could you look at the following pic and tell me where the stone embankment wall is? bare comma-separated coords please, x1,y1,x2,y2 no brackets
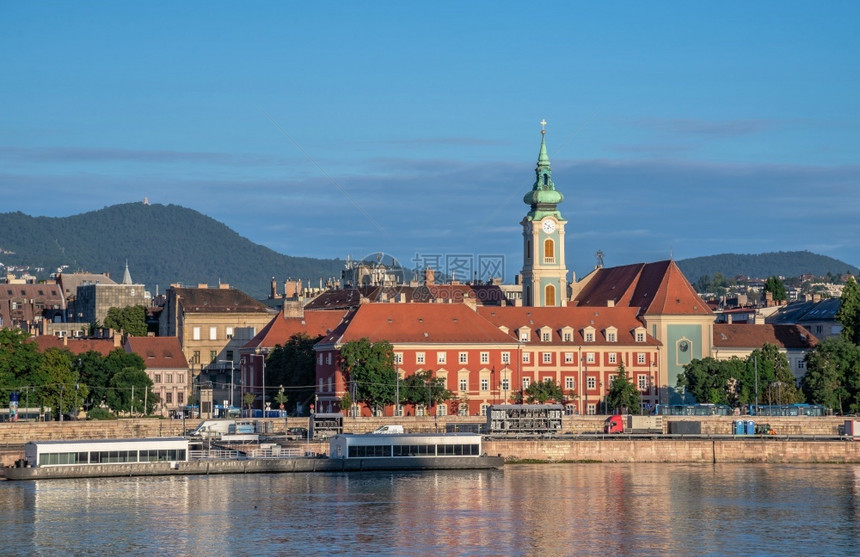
484,438,860,463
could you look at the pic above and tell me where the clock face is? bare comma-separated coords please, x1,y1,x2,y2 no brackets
542,219,556,233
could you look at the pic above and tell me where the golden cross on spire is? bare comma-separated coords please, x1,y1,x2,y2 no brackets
540,119,547,134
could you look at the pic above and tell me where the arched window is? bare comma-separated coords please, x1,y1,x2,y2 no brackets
545,284,556,306
543,238,554,263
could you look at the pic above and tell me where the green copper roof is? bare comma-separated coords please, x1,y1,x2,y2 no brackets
524,127,564,220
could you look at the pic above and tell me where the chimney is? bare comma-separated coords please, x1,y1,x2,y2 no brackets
607,299,615,308
282,299,304,319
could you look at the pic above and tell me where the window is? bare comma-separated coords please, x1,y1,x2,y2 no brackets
564,352,573,363
326,353,332,365
416,352,425,365
587,377,596,390
154,374,162,384
416,405,425,417
177,392,184,404
209,351,217,363
609,353,617,364
638,375,648,390
437,352,446,364
501,352,510,364
166,392,173,404
637,353,646,364
318,354,323,365
520,331,530,342
542,331,551,342
585,332,594,342
166,374,173,384
178,374,184,384
209,327,217,341
563,332,572,342
436,404,447,416
543,238,555,263
542,352,552,363
522,377,531,389
797,360,805,369
586,352,595,364
226,350,234,361
608,374,617,385
192,327,201,341
395,353,403,364
226,327,234,339
327,377,333,392
545,284,556,306
607,332,616,342
480,404,489,416
460,378,468,391
192,351,200,364
501,378,509,391
565,377,575,390
544,376,552,383
636,331,645,342
459,352,468,364
522,352,530,363
481,379,489,391
480,352,489,364
587,404,596,415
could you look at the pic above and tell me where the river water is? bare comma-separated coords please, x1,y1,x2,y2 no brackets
2,463,859,556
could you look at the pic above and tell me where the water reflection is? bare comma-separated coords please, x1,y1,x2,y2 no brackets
2,464,860,555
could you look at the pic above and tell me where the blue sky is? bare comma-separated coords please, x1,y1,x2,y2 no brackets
1,2,858,281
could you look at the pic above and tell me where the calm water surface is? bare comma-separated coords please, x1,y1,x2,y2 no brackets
2,463,859,556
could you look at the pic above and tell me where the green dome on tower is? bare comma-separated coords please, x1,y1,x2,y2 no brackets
523,123,564,220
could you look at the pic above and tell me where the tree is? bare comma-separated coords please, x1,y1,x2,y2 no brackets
75,350,113,410
400,369,452,410
836,277,860,344
340,338,397,413
747,343,802,405
243,392,257,413
0,328,41,396
27,348,89,419
273,385,288,411
802,336,860,413
103,305,148,337
266,333,320,414
763,276,787,303
106,368,156,415
522,379,564,404
677,357,731,405
339,391,353,415
606,363,641,414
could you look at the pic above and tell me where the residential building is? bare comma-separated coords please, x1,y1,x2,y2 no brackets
158,284,277,388
124,336,189,416
314,303,519,417
712,323,818,382
69,263,147,325
478,306,661,415
766,298,842,340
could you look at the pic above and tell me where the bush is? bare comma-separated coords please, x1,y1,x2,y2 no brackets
87,407,116,420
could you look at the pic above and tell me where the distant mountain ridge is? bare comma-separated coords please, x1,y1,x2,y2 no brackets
677,251,858,282
0,203,344,298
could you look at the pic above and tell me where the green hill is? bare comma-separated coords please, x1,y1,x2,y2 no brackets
0,203,344,298
677,251,859,282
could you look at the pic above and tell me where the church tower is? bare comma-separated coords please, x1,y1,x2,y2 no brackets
520,121,568,307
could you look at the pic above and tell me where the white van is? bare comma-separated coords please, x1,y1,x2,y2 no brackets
188,419,235,439
371,425,404,434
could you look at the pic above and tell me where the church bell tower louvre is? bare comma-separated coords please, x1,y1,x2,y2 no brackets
520,120,568,307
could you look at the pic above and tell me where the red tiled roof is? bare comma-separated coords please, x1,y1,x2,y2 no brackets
713,324,818,350
244,310,348,349
319,303,518,346
30,336,119,356
574,260,711,317
477,306,660,346
124,336,188,369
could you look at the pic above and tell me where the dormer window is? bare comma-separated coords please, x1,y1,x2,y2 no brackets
634,327,646,343
518,328,531,342
583,326,596,343
605,327,617,343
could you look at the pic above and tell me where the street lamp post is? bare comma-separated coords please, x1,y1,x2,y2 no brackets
254,354,266,416
217,359,235,413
